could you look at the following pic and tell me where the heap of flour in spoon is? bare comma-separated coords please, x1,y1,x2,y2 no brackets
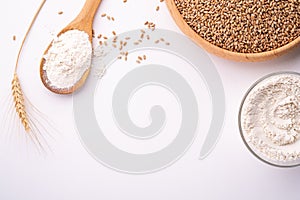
42,30,92,89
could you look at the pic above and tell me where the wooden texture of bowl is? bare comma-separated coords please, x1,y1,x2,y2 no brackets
166,0,300,62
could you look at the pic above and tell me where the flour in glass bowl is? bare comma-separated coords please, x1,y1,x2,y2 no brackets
239,72,300,166
43,30,92,89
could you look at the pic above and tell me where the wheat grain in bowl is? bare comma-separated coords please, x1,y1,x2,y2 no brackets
167,0,300,61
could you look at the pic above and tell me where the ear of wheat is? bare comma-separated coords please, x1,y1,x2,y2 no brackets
4,0,52,153
12,73,30,132
12,0,45,133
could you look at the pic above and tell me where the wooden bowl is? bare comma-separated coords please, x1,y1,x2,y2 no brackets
166,0,300,62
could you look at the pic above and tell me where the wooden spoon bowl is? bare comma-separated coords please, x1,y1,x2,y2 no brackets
166,0,300,62
40,0,102,94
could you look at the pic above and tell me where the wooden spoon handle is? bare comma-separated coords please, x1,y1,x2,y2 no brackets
65,0,102,39
77,0,102,25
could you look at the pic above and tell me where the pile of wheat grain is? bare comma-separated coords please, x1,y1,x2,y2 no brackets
175,0,300,53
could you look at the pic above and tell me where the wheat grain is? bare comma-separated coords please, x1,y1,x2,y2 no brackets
175,0,300,53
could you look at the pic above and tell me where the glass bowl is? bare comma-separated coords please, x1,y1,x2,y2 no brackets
239,71,300,167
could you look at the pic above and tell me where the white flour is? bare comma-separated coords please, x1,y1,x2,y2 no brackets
43,30,92,89
240,73,300,165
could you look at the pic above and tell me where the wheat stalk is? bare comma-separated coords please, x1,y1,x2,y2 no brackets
11,73,30,132
4,0,49,152
12,0,45,133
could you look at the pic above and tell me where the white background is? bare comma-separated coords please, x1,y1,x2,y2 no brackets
1,0,300,199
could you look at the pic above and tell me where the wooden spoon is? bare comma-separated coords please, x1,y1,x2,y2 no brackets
40,0,102,94
166,0,300,62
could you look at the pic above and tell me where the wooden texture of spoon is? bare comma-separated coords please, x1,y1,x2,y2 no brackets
166,0,300,62
40,0,102,94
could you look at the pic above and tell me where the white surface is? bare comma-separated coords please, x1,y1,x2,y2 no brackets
1,0,300,200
